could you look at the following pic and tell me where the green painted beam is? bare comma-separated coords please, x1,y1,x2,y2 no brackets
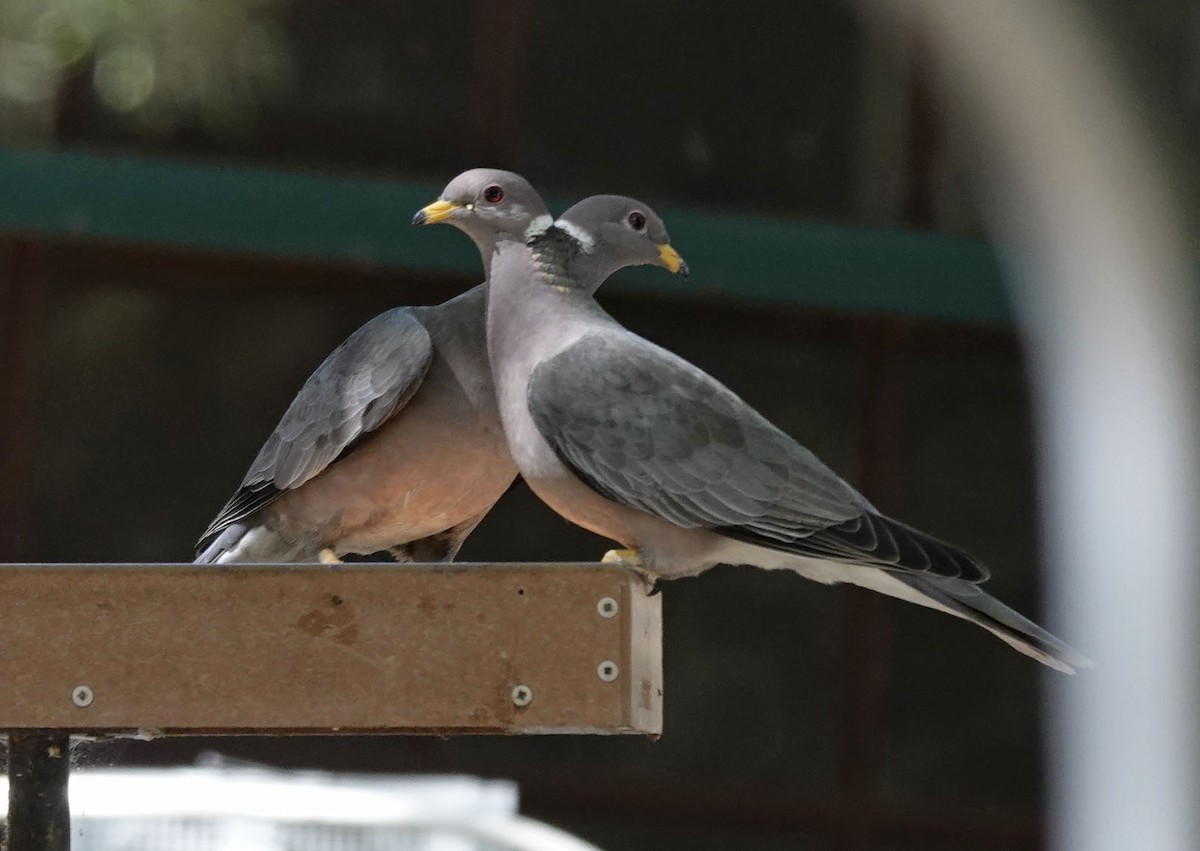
0,145,1012,321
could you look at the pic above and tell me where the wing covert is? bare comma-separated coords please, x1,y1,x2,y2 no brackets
528,333,989,583
197,308,433,549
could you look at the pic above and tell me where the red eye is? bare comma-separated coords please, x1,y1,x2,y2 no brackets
627,211,647,231
483,184,504,204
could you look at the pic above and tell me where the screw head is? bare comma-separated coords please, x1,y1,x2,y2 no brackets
597,661,620,682
511,684,533,707
597,596,619,618
71,684,94,708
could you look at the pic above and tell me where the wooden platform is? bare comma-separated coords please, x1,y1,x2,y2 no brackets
0,563,662,736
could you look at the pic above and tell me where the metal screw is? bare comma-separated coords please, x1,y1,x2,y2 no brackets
71,685,94,708
511,684,533,707
597,596,619,618
597,661,620,682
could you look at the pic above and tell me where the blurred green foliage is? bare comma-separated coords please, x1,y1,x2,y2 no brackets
0,0,292,139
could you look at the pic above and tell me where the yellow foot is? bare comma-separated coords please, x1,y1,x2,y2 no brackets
601,548,662,595
318,548,343,564
601,547,642,567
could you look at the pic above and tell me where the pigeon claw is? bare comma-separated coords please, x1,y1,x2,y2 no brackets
318,548,343,565
601,547,642,567
601,548,661,594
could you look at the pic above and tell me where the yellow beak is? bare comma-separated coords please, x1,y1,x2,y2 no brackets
413,199,464,226
656,243,689,277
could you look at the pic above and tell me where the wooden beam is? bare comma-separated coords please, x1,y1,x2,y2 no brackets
466,0,537,165
0,146,1012,321
0,564,661,736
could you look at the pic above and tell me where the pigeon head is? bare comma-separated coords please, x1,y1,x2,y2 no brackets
552,195,689,282
414,169,550,259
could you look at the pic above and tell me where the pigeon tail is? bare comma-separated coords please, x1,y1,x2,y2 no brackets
730,540,1089,673
194,522,249,564
890,571,1092,674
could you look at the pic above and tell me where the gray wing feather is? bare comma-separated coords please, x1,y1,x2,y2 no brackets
197,308,433,549
528,333,989,583
529,333,863,531
246,308,432,490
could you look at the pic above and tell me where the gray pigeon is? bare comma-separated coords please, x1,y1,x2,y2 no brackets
196,169,552,563
486,195,1089,673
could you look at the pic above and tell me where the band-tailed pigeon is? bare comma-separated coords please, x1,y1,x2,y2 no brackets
485,194,1088,672
195,169,550,563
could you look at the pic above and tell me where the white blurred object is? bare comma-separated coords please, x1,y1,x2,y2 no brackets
0,763,603,851
873,1,1200,849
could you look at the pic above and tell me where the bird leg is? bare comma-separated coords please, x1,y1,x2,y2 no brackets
318,548,343,564
601,547,641,566
600,548,662,595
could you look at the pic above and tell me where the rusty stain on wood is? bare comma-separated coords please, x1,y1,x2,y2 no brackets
0,564,662,736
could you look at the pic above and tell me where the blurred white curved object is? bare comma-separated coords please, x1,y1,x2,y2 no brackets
0,766,605,851
870,1,1200,849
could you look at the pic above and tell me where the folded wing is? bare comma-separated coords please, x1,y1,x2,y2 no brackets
528,333,989,583
197,308,433,551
